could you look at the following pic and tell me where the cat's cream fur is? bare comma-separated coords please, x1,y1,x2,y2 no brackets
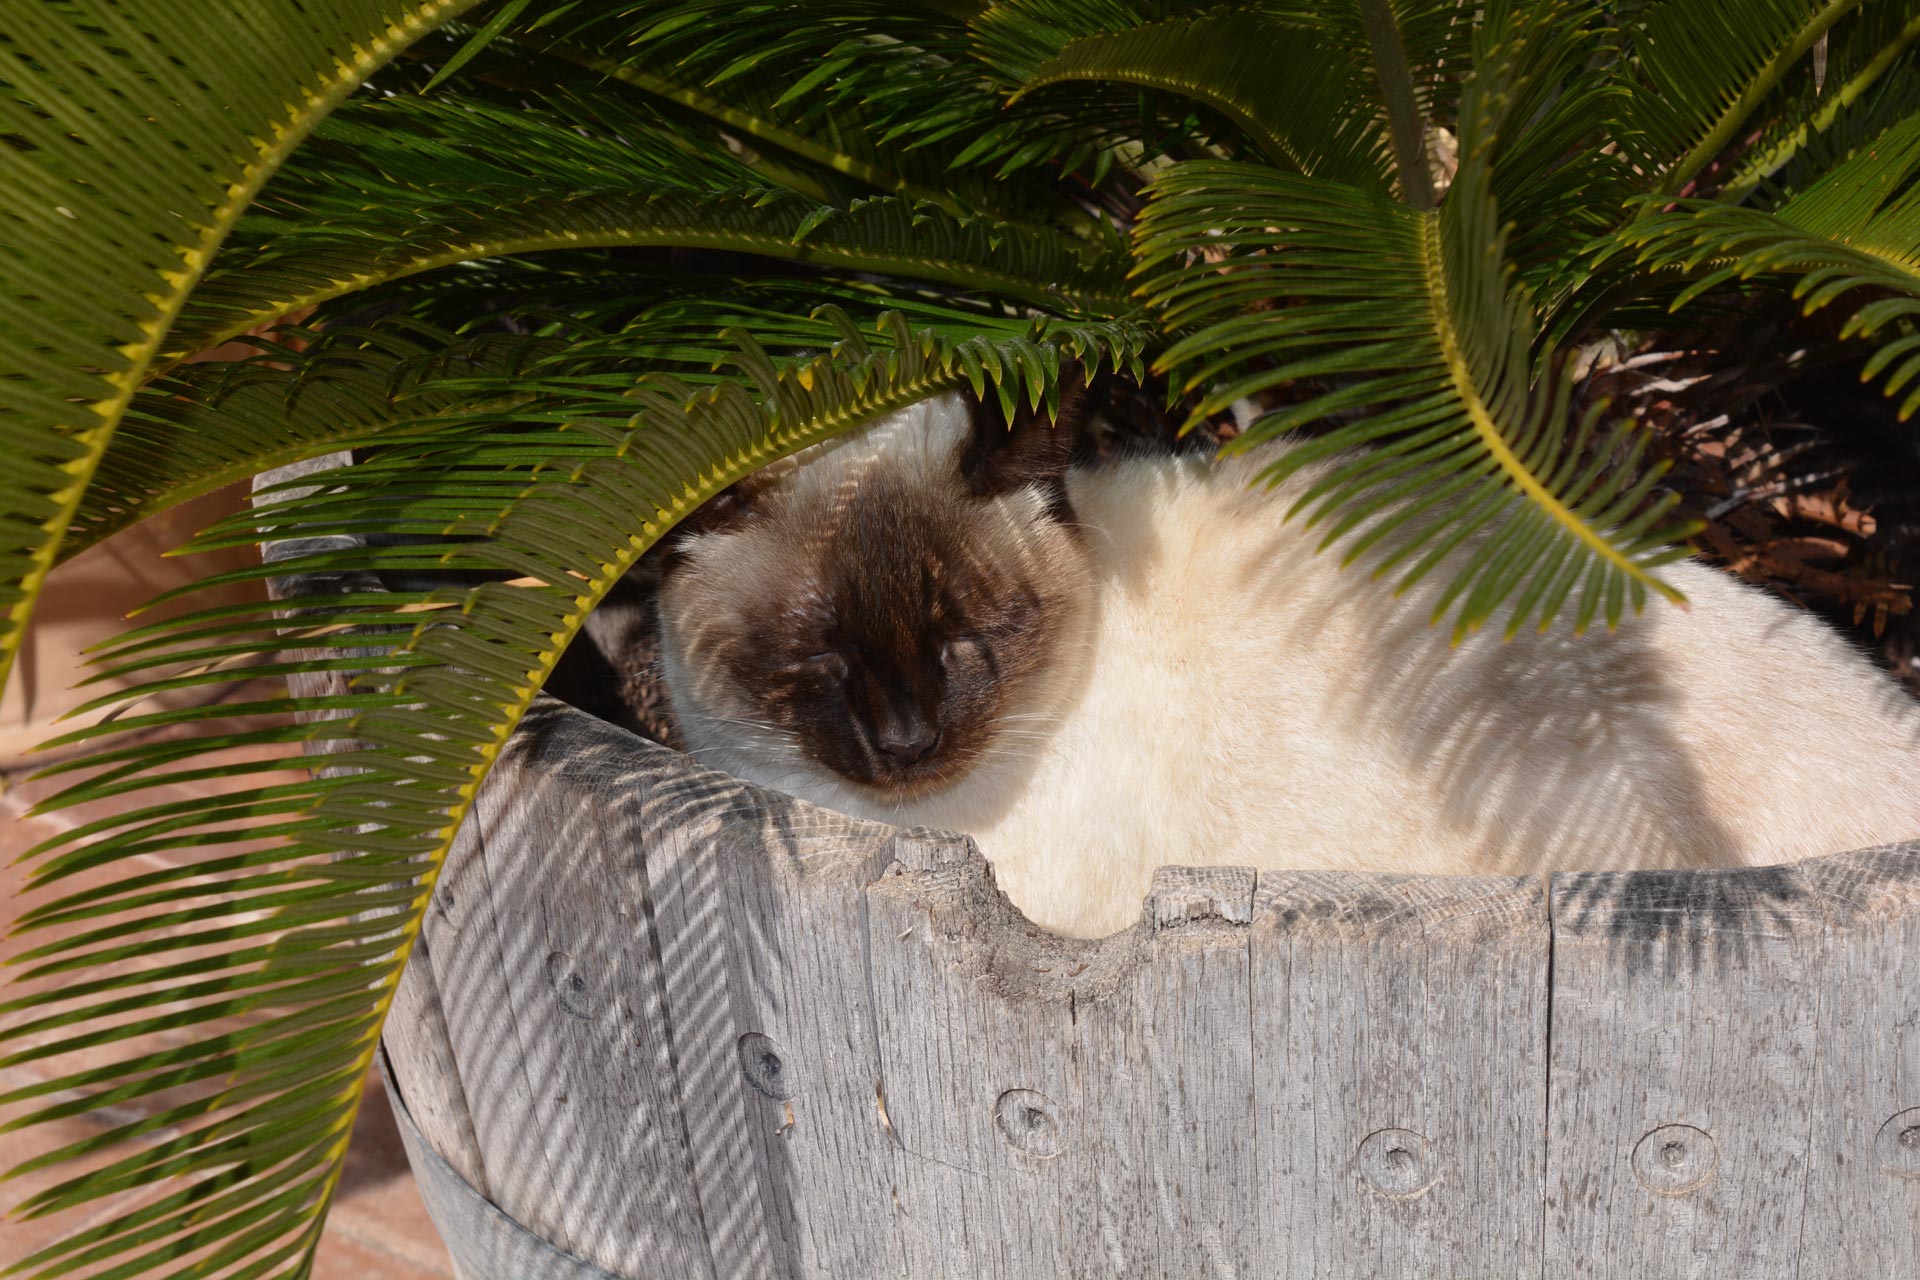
660,393,1920,937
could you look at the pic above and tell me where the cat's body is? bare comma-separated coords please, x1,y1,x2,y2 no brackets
658,393,1920,937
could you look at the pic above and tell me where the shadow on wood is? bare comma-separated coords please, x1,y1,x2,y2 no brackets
376,699,1918,1280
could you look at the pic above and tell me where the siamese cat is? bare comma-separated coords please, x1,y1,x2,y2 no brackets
656,392,1920,937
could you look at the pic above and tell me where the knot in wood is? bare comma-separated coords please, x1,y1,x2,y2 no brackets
1632,1124,1717,1195
993,1089,1065,1159
738,1033,796,1100
1876,1107,1920,1179
431,877,465,933
544,950,592,1020
1357,1128,1439,1199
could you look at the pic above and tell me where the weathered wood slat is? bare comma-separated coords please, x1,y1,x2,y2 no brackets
630,719,905,1279
1795,847,1920,1280
386,1053,624,1280
860,839,1272,1276
1547,849,1920,1280
423,715,716,1276
385,935,489,1199
1082,866,1257,1277
621,770,788,1280
864,830,1088,1277
1249,872,1549,1279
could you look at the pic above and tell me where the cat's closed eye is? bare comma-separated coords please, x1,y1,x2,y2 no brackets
802,651,849,682
941,635,988,670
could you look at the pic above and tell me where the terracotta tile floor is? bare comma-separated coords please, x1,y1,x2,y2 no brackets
0,707,453,1277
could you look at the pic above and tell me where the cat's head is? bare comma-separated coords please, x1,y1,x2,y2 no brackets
657,390,1092,799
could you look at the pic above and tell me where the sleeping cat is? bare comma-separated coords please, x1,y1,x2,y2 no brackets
656,391,1920,937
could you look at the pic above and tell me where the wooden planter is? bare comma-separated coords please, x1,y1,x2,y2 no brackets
259,463,1920,1279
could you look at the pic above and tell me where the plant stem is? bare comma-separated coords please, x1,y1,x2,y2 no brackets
1359,0,1434,211
1658,0,1862,199
542,39,965,214
1720,8,1920,203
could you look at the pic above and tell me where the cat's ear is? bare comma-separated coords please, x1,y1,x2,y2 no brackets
676,484,752,537
961,375,1085,517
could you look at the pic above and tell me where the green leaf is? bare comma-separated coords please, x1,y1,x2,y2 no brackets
67,327,553,560
1618,109,1920,416
1626,0,1865,196
1719,5,1920,200
0,0,485,695
1010,11,1393,191
163,93,1128,359
1133,1,1696,639
532,2,1113,214
419,0,535,92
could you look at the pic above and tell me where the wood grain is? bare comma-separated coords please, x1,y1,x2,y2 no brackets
1249,871,1549,1280
419,709,716,1276
344,698,1920,1279
628,714,905,1280
1795,847,1920,1280
384,933,489,1199
1547,847,1920,1280
864,830,1091,1277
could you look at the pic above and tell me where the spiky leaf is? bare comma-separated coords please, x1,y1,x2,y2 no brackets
1620,109,1920,417
0,0,484,692
1134,2,1696,638
1,302,1148,1279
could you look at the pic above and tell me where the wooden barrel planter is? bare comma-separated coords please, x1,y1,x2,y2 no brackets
257,462,1920,1279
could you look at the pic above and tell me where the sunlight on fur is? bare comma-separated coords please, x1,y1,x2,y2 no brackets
658,392,1920,937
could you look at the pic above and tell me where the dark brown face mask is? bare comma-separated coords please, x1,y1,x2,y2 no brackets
662,388,1086,795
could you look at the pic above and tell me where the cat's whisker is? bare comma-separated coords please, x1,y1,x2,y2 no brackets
700,713,799,737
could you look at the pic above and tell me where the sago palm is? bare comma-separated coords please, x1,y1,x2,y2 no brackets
3,0,1918,1274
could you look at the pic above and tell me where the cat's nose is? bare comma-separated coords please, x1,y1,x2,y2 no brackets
877,721,940,765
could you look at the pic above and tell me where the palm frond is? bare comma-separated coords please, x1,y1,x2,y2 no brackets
528,1,1121,213
165,91,1129,360
973,1,1496,197
1,303,1149,1279
1625,0,1866,196
1720,4,1920,200
1619,109,1920,416
0,0,483,692
68,326,554,558
1134,2,1696,638
996,9,1394,191
1479,3,1638,292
